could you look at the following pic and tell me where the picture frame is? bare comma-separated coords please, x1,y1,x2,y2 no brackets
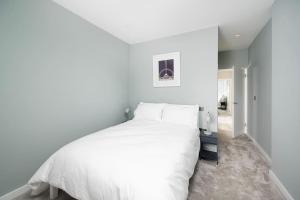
152,52,180,87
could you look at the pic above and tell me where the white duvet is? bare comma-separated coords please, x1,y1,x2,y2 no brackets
28,119,200,200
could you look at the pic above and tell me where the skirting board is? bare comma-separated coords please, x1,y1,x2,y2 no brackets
269,170,295,200
0,185,30,200
246,133,272,166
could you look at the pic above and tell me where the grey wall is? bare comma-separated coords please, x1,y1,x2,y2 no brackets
218,49,248,69
129,27,219,131
248,20,272,157
0,0,129,196
272,0,300,199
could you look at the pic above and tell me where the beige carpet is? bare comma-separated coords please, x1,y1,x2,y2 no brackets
218,110,233,139
15,133,283,200
188,133,283,200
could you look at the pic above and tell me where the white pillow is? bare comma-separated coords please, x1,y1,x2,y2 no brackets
162,104,199,128
134,102,166,121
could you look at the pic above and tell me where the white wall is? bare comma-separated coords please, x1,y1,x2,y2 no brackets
218,70,232,79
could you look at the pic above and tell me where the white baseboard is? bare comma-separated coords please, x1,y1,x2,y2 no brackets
269,170,295,200
0,185,30,200
246,133,272,166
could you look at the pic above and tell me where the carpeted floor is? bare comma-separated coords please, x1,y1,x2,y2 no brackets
15,133,283,200
188,132,283,200
218,110,233,139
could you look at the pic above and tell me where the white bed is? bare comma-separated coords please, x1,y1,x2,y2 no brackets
28,119,200,200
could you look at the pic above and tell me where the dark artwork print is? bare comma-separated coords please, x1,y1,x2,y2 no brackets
158,59,174,80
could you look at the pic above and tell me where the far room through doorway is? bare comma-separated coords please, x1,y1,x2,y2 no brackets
218,69,233,138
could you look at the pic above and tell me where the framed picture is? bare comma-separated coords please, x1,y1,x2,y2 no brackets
153,52,180,87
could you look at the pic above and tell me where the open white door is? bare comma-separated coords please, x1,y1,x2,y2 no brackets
233,66,245,137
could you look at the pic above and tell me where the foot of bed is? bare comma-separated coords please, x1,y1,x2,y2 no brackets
50,186,58,199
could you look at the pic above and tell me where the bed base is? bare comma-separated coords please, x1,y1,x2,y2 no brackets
50,186,59,199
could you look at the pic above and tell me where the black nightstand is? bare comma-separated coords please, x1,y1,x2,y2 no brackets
199,130,219,164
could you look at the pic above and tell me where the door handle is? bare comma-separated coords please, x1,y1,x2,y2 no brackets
234,102,238,105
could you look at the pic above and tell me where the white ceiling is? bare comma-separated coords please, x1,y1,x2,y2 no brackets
53,0,274,51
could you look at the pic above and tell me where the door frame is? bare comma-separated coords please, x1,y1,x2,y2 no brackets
218,66,248,138
244,68,248,134
233,65,248,137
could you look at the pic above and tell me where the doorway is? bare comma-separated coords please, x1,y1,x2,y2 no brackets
218,66,248,139
218,69,234,138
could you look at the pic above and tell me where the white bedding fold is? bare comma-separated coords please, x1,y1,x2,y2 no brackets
28,119,200,200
